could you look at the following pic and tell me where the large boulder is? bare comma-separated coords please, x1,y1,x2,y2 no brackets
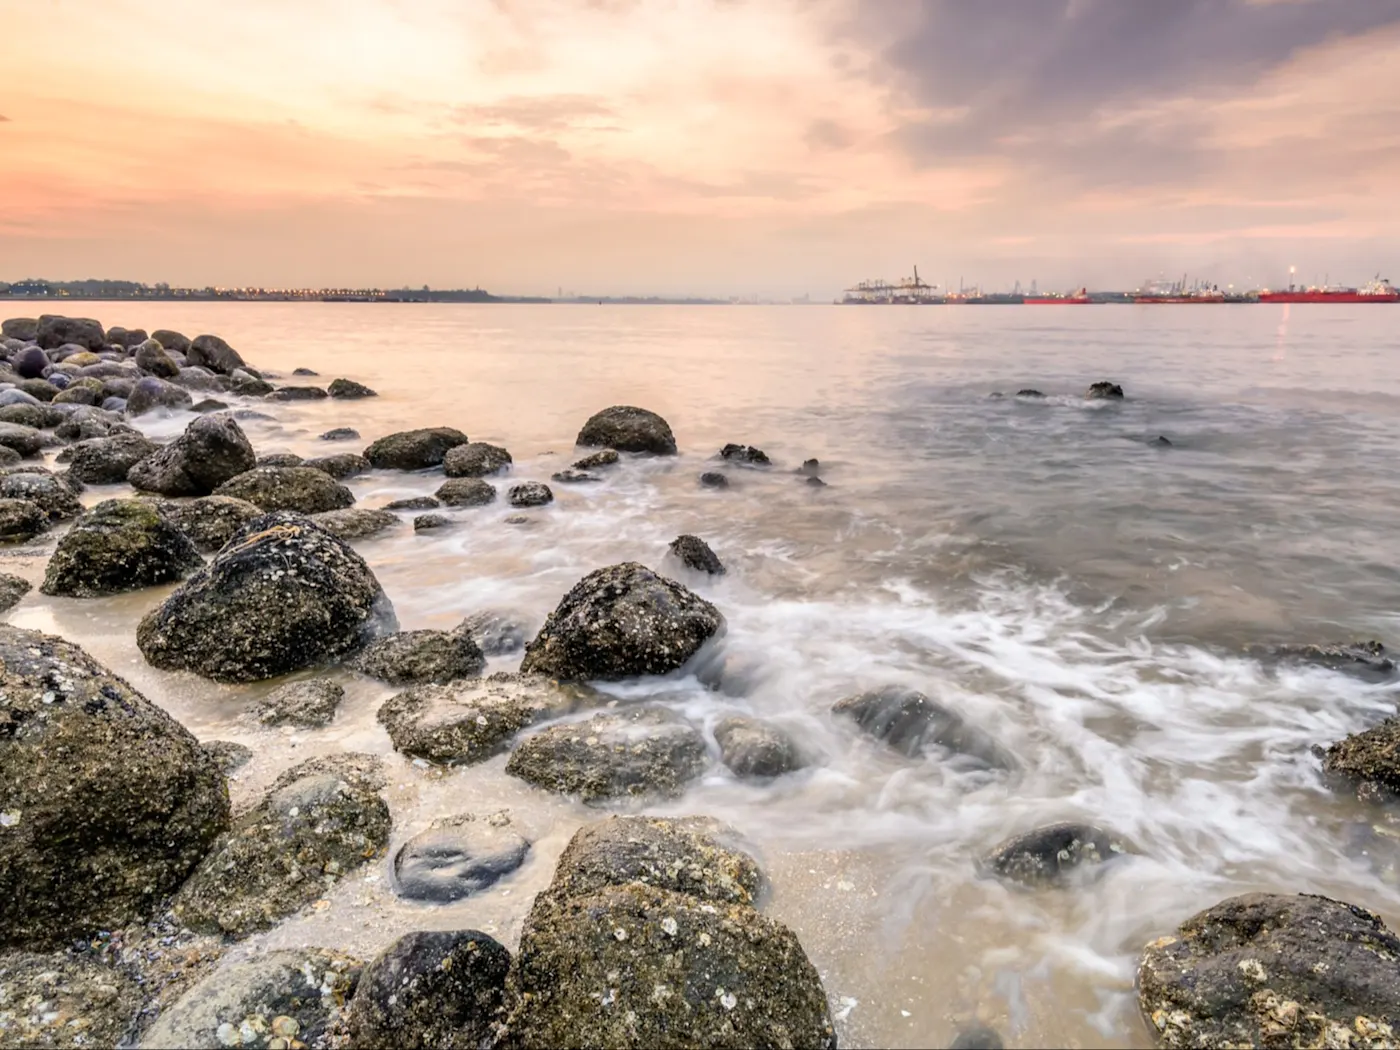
186,333,245,374
137,511,397,682
0,422,44,458
213,466,354,514
35,315,105,351
0,498,48,542
443,442,512,478
0,951,141,1048
0,317,38,341
40,499,204,597
0,473,82,521
141,947,362,1050
65,432,161,484
104,325,147,348
576,405,677,455
393,815,531,903
353,627,485,685
1138,892,1400,1049
128,413,256,496
134,337,180,377
832,686,1014,770
363,427,470,470
149,494,262,551
0,625,230,948
171,755,390,937
346,931,510,1049
150,328,191,354
520,562,724,680
126,376,193,416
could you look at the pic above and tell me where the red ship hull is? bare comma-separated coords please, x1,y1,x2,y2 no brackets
1258,290,1399,303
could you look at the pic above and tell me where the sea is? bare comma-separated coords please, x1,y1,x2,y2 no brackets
8,301,1400,1048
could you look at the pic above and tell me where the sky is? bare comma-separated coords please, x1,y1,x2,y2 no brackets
4,0,1400,297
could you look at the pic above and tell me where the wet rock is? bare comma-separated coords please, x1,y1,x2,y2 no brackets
265,385,328,402
141,947,362,1050
1,318,38,342
150,328,191,354
719,442,770,465
1137,892,1400,1050
1086,380,1124,399
35,316,105,352
189,398,228,414
699,470,729,489
668,533,725,575
205,739,253,773
550,468,600,484
0,473,81,521
293,367,318,376
0,403,61,429
805,475,828,488
393,815,531,902
364,427,470,471
799,458,820,476
1318,718,1400,801
327,377,376,399
346,931,509,1049
377,673,581,764
502,882,836,1050
214,466,355,514
385,495,440,511
126,376,194,416
309,506,399,541
229,370,275,397
128,414,257,498
171,755,390,937
414,513,450,532
233,408,274,422
443,441,512,478
134,338,180,377
0,498,49,542
53,407,127,441
573,448,619,470
1269,639,1396,679
1153,435,1173,447
506,707,709,803
137,511,397,682
0,625,229,948
456,609,527,656
521,562,724,681
576,405,677,456
354,628,485,685
435,477,497,507
833,686,1014,770
303,452,371,480
256,452,303,468
979,822,1131,887
65,432,161,485
40,499,204,598
320,426,360,441
1015,389,1046,398
253,677,344,728
152,494,263,552
508,481,553,507
0,422,43,459
166,368,222,394
0,951,141,1049
0,446,18,470
186,333,245,375
0,572,31,612
948,1024,1006,1049
715,716,804,779
105,325,147,348
12,348,51,380
52,383,102,407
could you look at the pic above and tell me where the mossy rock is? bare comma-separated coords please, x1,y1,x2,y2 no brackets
41,499,203,598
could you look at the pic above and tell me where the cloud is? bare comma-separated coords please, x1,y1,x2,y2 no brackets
446,94,617,132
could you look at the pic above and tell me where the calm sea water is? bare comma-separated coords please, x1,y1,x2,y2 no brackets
9,301,1400,1048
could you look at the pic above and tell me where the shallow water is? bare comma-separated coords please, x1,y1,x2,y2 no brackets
7,301,1400,1048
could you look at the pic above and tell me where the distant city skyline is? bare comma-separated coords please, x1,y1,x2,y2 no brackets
3,1,1399,298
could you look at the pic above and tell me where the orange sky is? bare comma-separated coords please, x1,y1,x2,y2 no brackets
3,0,1399,296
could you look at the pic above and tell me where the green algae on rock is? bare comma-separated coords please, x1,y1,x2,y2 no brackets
41,499,204,598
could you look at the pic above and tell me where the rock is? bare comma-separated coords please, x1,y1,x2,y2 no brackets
572,448,619,470
364,427,470,471
15,380,56,403
150,329,191,354
253,677,344,728
126,376,193,415
521,562,724,681
134,338,180,377
185,333,245,374
327,378,377,399
699,471,729,489
0,403,61,429
1268,639,1396,679
0,422,43,458
719,443,770,465
304,452,371,479
377,673,581,764
354,628,485,685
40,499,204,598
11,348,51,380
53,407,126,441
576,405,677,456
204,740,253,773
256,452,303,468
137,511,397,682
385,495,440,511
346,931,509,1049
214,466,354,514
715,716,804,778
544,815,764,907
502,882,836,1050
505,707,709,803
0,625,229,948
0,446,19,470
1318,718,1400,801
435,477,496,507
456,609,527,655
140,948,362,1050
508,481,553,507
320,426,360,441
265,385,328,402
668,534,725,575
393,816,531,903
1137,892,1400,1050
0,473,81,521
832,686,1013,770
104,325,147,348
0,498,48,542
52,383,102,407
65,432,160,485
979,822,1131,887
0,951,141,1049
414,513,450,532
309,506,398,540
443,442,512,478
1015,389,1046,398
190,397,228,414
35,316,105,352
153,494,263,551
171,755,390,937
1086,380,1124,399
0,318,38,341
550,468,600,484
0,571,31,612
167,368,222,393
128,414,257,497
948,1024,1006,1049
233,409,274,422
805,475,828,488
229,371,275,397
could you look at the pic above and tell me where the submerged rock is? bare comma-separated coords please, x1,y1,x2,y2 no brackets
346,931,509,1050
668,533,725,575
364,427,470,470
253,677,344,728
948,1024,1006,1050
393,815,532,903
979,822,1131,887
215,465,355,514
171,755,391,937
1268,639,1396,679
265,384,328,402
304,451,371,480
65,432,161,485
0,498,48,542
715,716,804,779
40,498,204,597
137,511,397,682
0,625,229,948
572,448,619,470
309,506,399,540
353,627,485,685
414,513,450,532
576,405,677,456
320,426,360,441
128,414,256,497
436,477,496,507
0,473,81,521
1137,892,1400,1050
1318,719,1400,801
508,481,553,507
443,441,511,478
833,686,1013,770
0,571,31,612
699,471,729,489
385,495,439,511
0,951,141,1049
152,494,262,551
456,609,527,655
798,458,821,476
550,468,601,484
719,442,770,465
520,562,724,681
328,377,376,399
1086,380,1124,399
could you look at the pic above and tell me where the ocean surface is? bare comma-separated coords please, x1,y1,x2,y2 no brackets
9,301,1400,1048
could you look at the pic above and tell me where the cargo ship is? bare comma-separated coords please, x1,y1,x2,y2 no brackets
1257,277,1398,303
1025,287,1093,304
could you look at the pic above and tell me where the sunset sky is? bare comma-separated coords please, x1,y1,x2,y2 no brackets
4,0,1400,297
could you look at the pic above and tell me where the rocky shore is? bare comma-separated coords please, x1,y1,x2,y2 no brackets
2,313,1399,1049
